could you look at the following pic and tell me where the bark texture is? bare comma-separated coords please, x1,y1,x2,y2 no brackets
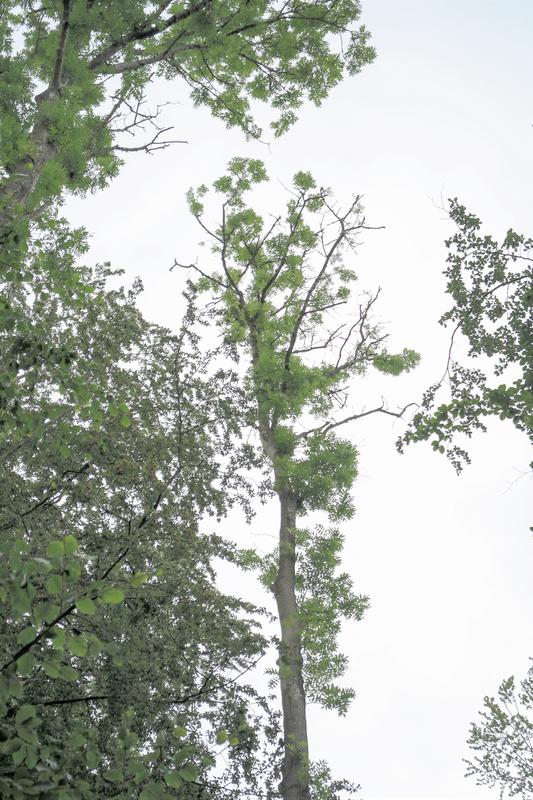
0,0,71,231
0,94,59,228
272,487,310,800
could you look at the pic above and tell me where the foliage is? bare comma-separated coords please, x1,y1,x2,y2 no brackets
399,200,533,471
309,760,361,799
465,665,533,799
296,526,368,714
0,0,375,226
0,218,281,798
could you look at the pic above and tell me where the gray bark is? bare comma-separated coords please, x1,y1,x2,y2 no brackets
1,0,71,231
271,486,311,800
0,92,59,229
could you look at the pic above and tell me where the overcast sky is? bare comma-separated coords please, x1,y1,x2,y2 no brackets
66,1,532,798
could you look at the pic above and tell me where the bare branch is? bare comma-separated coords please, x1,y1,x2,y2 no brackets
283,196,363,369
171,259,228,290
292,324,346,355
112,126,187,153
298,401,417,438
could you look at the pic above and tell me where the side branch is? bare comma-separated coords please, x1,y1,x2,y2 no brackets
298,401,417,438
88,0,211,71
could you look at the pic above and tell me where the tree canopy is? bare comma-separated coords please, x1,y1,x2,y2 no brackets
0,216,281,798
1,0,374,229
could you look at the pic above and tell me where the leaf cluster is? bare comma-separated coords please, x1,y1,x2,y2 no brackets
399,200,533,471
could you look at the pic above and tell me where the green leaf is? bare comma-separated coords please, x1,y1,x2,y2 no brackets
34,601,60,624
128,760,149,784
179,764,199,782
139,785,159,800
131,572,149,587
65,560,81,580
25,745,39,769
86,748,100,769
30,557,52,573
12,745,27,766
11,587,32,614
63,534,78,555
42,661,61,679
216,729,228,744
17,627,37,646
45,574,63,595
164,771,182,789
100,587,124,605
17,653,36,676
60,665,79,681
75,597,96,615
67,733,86,749
68,635,88,657
173,726,187,739
51,627,65,650
103,769,123,783
47,541,64,559
15,704,37,725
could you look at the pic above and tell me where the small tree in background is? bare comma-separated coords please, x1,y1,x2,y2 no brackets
181,157,419,799
398,200,532,472
465,666,533,800
399,202,532,798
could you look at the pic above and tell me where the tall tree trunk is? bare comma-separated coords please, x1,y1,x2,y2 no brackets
272,487,311,800
0,96,59,230
1,0,71,231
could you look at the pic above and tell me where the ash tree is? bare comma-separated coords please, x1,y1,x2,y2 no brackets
0,222,282,799
0,0,375,235
179,157,419,800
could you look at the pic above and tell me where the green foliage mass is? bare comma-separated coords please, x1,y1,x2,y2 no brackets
275,433,358,519
296,527,368,714
399,199,532,471
0,217,281,798
0,0,375,222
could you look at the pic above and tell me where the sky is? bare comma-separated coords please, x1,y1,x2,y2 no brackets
66,1,533,798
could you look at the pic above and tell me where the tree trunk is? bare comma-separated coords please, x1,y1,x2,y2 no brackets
272,487,311,800
0,91,59,232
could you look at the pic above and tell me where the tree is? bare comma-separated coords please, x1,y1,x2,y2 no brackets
180,157,419,799
0,0,375,233
465,666,533,799
397,202,532,797
398,200,532,471
0,219,282,798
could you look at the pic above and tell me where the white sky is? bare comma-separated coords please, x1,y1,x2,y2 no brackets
66,1,532,798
